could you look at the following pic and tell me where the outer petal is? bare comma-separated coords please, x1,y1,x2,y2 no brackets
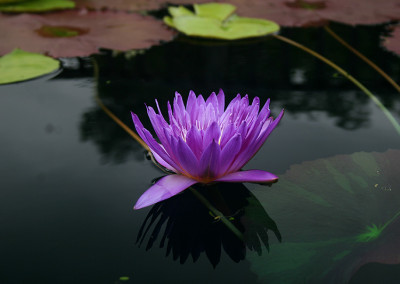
214,170,278,184
134,174,197,209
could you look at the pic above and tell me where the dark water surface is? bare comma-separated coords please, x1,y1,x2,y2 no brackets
1,24,400,283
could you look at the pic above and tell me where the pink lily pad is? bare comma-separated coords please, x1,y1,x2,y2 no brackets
229,0,400,27
0,10,175,58
382,25,400,57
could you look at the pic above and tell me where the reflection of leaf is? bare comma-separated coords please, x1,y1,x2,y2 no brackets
248,149,400,283
0,49,59,85
0,10,175,57
382,25,400,57
0,0,74,13
164,3,280,40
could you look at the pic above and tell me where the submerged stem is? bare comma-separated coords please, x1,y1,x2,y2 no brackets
273,34,400,136
94,95,150,151
189,187,244,241
324,26,400,94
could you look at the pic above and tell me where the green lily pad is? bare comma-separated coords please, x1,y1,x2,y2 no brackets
193,3,236,21
0,49,59,85
248,149,400,283
164,3,280,40
0,0,75,13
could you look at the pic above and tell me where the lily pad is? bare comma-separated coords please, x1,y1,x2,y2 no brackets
382,25,400,57
0,49,59,84
0,0,75,13
226,0,400,27
74,0,212,12
248,149,400,283
0,10,175,57
164,3,280,40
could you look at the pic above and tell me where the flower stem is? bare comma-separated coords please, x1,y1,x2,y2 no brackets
189,187,244,241
273,34,400,136
324,25,400,94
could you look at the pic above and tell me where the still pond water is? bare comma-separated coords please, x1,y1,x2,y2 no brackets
1,23,400,283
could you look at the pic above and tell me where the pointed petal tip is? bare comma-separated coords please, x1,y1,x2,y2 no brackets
133,174,198,209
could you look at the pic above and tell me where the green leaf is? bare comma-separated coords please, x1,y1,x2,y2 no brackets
164,3,280,40
0,0,75,13
193,3,236,21
247,149,400,283
0,49,59,85
168,5,193,17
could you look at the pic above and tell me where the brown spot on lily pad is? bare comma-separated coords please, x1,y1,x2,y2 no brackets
35,25,89,38
0,10,175,58
285,0,326,10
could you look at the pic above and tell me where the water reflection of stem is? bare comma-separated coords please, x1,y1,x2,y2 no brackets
273,34,400,136
94,95,150,151
189,187,244,241
324,25,400,94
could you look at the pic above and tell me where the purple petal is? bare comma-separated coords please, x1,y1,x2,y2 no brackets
186,90,197,114
199,140,221,179
219,134,242,174
217,89,225,114
219,123,235,147
206,91,218,107
214,170,278,184
134,174,197,209
174,137,200,177
203,121,221,148
131,112,149,144
151,151,178,173
142,129,181,171
186,126,203,159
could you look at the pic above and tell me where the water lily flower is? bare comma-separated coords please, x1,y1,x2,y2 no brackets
131,90,284,209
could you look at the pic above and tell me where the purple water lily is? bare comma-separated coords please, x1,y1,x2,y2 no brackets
131,90,284,209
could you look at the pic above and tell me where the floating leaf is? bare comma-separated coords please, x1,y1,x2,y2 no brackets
0,11,175,57
0,0,75,13
0,48,59,84
382,25,400,57
164,3,280,40
74,0,212,12
227,0,400,27
193,3,236,21
248,149,400,283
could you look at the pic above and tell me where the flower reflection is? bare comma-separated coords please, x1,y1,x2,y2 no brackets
131,90,284,209
136,182,281,267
